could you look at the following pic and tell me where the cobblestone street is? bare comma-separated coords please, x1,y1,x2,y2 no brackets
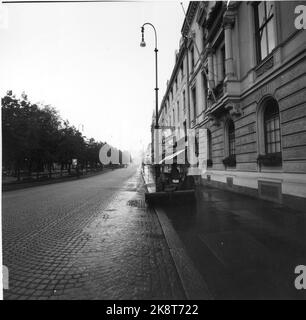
2,166,185,300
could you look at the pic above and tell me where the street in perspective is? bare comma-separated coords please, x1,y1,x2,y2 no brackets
3,166,185,300
1,1,306,301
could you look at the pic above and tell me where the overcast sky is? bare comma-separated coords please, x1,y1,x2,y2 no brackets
0,0,188,155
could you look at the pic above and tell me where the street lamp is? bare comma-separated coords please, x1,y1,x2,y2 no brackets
140,22,160,183
140,23,159,129
140,27,146,47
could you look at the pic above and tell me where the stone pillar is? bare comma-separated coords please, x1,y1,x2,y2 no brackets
223,13,235,79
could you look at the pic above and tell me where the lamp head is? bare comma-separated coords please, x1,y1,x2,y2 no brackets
140,26,146,47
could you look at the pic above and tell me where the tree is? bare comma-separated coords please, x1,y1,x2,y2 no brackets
2,91,114,180
2,91,61,179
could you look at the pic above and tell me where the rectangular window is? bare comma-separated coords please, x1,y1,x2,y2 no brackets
191,86,197,119
191,46,195,69
202,26,207,49
195,134,199,159
183,91,186,113
202,72,208,110
180,63,184,81
208,131,213,160
221,45,226,80
177,101,180,123
172,109,175,126
254,1,276,62
228,121,236,156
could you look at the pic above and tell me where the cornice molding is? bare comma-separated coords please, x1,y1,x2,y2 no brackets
181,1,200,37
196,1,208,26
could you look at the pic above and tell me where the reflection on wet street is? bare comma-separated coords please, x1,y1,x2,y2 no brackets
159,186,306,299
3,167,185,300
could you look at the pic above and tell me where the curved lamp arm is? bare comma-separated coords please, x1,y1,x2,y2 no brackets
141,22,158,49
140,22,159,130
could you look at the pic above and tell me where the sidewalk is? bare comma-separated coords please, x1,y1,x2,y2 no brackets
143,167,306,299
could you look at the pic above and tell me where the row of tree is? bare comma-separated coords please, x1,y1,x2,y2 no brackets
2,91,121,180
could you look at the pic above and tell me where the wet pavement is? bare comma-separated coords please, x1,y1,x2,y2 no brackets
4,163,306,300
2,166,185,300
157,186,306,299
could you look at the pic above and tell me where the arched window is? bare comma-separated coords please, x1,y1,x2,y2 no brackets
264,100,281,154
228,120,236,156
257,97,282,167
223,119,236,168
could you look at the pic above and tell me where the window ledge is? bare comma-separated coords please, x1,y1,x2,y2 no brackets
222,155,236,168
255,54,274,77
257,153,282,167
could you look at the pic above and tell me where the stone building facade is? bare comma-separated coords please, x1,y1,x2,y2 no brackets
157,1,306,209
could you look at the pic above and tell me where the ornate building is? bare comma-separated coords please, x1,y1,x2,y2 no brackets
157,1,306,209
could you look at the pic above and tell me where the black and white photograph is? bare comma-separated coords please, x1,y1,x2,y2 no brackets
1,0,306,304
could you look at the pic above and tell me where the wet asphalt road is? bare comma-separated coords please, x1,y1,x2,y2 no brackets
161,187,306,300
2,166,185,300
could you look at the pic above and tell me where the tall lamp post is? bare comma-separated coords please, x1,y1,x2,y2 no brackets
140,23,159,129
140,22,160,183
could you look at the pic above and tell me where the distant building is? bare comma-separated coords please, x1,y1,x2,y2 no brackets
157,1,306,209
159,36,189,142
